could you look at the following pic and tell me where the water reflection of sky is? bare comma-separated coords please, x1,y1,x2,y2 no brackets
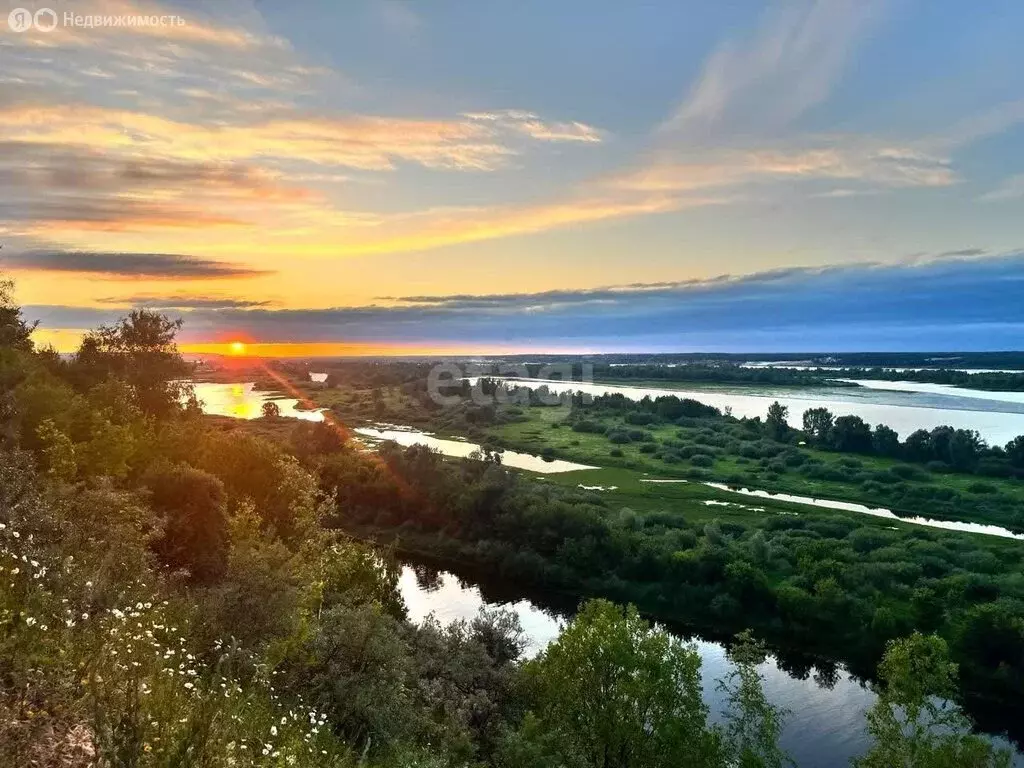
702,483,1024,540
399,565,1023,768
398,565,877,768
355,426,595,474
190,382,325,422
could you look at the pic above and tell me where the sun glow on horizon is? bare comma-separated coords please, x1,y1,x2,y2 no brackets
229,341,247,356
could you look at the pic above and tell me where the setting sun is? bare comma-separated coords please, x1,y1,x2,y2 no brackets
229,341,247,356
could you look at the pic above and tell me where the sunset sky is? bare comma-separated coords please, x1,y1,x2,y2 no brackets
3,0,1024,354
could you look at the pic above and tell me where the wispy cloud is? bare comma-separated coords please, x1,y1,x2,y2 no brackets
664,0,886,138
1,199,245,234
612,142,954,193
315,192,723,256
464,110,604,143
0,142,313,201
4,250,270,279
980,173,1024,201
375,1,423,37
929,100,1024,152
0,104,520,172
590,1,977,212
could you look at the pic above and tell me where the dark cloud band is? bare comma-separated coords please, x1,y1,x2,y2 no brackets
21,251,1024,351
5,250,270,280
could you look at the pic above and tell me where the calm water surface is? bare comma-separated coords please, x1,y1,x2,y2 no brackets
398,564,1022,767
354,425,595,473
702,483,1023,540
190,382,325,422
740,362,1023,374
838,378,1024,405
487,377,1024,445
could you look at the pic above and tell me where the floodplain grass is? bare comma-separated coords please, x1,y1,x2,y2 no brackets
483,403,1024,532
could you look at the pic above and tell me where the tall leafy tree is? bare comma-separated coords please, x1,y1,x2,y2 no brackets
856,633,1011,768
72,310,190,418
1006,435,1024,469
1007,436,1024,473
831,415,873,453
802,407,834,445
0,279,35,441
766,402,789,441
0,279,35,352
525,599,724,768
949,429,984,471
871,424,901,457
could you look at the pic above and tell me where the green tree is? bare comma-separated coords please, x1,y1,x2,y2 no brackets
928,426,956,465
872,424,901,458
78,415,135,479
802,407,834,445
0,278,35,352
283,601,413,755
831,415,873,453
314,539,405,618
766,402,789,441
290,419,348,463
35,418,77,481
1006,435,1024,469
904,429,934,462
949,429,984,471
72,310,189,418
202,502,306,649
1,279,37,441
145,461,229,583
856,632,1011,768
525,599,723,768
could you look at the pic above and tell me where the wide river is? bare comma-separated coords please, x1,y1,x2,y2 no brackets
482,377,1024,446
398,562,1022,767
191,377,1024,445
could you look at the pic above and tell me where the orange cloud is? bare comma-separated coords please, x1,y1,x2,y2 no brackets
0,104,516,172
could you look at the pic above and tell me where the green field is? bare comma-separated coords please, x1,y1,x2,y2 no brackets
483,403,1024,534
